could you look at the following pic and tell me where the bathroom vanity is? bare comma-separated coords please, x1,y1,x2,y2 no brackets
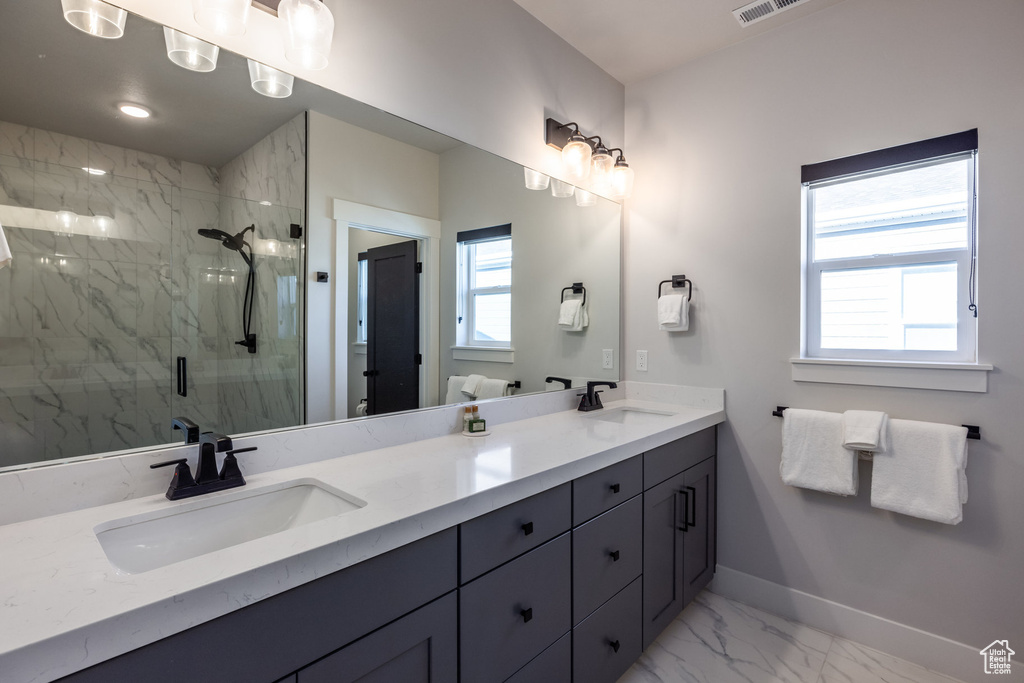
0,385,724,683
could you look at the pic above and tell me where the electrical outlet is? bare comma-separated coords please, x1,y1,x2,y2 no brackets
636,350,648,372
602,349,614,369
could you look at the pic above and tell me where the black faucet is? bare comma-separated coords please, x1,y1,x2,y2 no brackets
578,381,618,412
545,376,572,389
171,416,200,444
150,432,257,501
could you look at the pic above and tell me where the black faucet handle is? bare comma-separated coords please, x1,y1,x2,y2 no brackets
151,458,197,499
219,447,256,483
171,417,200,444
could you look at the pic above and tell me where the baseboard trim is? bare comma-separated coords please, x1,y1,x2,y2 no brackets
709,566,978,682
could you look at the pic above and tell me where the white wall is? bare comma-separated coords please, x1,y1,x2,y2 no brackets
439,144,621,396
624,0,1024,650
307,111,440,422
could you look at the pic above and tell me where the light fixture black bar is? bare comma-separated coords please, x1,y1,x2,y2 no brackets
545,118,576,150
771,406,981,439
801,129,978,184
456,223,512,243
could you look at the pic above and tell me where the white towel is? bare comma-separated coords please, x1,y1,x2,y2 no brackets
871,419,968,525
445,376,469,404
780,409,858,496
0,222,12,270
842,410,889,453
461,374,486,398
658,295,689,331
558,299,588,331
476,378,511,400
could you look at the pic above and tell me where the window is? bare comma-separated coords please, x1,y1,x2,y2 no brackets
457,224,512,348
355,254,367,344
802,130,978,364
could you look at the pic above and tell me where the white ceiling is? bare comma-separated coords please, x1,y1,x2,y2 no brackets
512,0,846,84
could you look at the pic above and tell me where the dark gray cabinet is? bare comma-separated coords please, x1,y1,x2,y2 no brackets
572,577,643,683
298,592,457,683
572,494,642,624
504,633,571,683
641,427,717,649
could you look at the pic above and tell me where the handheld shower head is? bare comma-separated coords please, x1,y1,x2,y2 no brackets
198,225,259,354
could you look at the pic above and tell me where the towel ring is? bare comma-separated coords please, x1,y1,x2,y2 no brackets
658,275,692,302
561,282,586,306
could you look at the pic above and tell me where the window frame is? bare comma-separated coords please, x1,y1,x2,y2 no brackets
801,133,979,365
456,225,512,349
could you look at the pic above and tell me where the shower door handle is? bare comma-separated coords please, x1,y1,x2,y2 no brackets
177,357,187,398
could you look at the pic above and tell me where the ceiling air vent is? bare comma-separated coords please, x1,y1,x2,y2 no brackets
732,0,814,27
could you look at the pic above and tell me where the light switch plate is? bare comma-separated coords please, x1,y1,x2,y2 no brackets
636,350,648,372
602,349,614,369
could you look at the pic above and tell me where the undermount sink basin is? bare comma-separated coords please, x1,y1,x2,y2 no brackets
587,407,677,425
95,479,366,574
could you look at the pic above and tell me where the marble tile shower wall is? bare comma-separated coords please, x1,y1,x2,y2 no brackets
0,114,305,467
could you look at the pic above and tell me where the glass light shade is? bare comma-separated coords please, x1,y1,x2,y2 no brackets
247,60,294,99
192,0,250,37
92,215,114,240
550,179,575,198
523,167,550,191
61,0,127,39
163,27,219,72
561,136,592,183
575,189,596,207
55,209,78,236
279,0,335,71
610,162,635,200
590,149,614,192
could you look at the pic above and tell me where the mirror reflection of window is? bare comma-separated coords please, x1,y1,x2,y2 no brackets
457,226,512,348
356,255,368,344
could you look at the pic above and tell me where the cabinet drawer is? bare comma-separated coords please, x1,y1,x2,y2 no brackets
572,577,642,683
572,495,642,624
504,632,570,683
460,483,571,582
573,455,642,525
460,533,571,683
644,427,716,489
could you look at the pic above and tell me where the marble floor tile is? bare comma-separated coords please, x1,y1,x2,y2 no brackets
818,638,965,683
618,592,969,683
619,592,833,683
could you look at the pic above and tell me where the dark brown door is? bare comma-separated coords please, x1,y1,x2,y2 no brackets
366,239,419,415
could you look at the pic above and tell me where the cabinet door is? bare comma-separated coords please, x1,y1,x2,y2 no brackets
298,592,457,683
682,456,716,606
641,470,687,649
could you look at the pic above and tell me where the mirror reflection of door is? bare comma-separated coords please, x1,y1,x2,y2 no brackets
365,240,420,415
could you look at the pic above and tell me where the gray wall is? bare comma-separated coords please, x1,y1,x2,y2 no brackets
623,0,1024,648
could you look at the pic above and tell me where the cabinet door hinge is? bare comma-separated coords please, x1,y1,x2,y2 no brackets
415,262,423,274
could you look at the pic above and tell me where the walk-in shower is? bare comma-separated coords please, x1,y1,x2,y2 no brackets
199,224,258,354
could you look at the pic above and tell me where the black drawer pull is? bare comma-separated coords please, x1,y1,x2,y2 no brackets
609,483,621,494
609,550,621,562
677,489,690,532
520,608,533,623
610,639,621,653
521,521,534,536
685,485,697,528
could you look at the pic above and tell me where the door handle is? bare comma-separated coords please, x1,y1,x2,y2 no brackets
685,485,697,528
176,357,187,397
676,489,689,532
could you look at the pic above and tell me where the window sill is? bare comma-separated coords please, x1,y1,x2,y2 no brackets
791,358,992,392
353,342,366,356
452,346,515,363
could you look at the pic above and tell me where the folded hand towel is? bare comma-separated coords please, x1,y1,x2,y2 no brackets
0,223,12,270
445,376,469,404
780,408,858,496
462,374,486,398
558,299,588,331
476,378,511,400
658,295,689,331
842,410,889,453
871,419,968,525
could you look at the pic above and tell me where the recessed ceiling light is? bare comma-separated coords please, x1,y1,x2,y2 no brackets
82,167,107,175
119,104,151,119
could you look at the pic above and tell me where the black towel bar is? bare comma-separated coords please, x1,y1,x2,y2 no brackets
771,406,980,440
658,274,692,302
561,282,586,306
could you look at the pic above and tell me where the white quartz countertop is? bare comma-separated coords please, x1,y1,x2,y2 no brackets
0,397,724,683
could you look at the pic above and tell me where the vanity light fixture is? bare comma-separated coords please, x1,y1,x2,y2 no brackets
164,27,220,72
247,59,294,98
61,0,127,39
55,209,78,236
119,103,151,119
523,167,550,191
92,215,114,240
279,0,335,71
192,0,251,37
575,188,597,207
550,178,575,198
545,118,634,199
